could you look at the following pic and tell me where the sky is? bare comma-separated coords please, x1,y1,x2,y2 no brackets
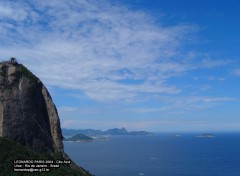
0,0,239,132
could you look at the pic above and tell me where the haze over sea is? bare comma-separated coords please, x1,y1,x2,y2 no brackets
64,133,240,176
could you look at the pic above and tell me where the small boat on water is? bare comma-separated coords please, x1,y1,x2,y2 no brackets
139,172,144,175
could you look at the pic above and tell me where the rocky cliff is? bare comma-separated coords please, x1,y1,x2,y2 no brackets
0,61,63,153
0,60,92,176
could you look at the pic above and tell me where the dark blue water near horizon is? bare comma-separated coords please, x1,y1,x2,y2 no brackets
64,133,240,176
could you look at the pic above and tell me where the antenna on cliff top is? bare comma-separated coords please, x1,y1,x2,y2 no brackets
9,57,18,64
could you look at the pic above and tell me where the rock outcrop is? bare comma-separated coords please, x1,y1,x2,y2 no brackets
0,61,63,153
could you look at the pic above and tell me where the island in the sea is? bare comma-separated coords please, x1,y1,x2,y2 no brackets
196,133,215,138
63,134,94,142
62,127,153,137
171,133,182,137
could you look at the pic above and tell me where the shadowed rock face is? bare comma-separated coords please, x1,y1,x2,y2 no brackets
0,62,63,153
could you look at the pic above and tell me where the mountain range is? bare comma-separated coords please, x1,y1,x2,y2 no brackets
62,127,153,137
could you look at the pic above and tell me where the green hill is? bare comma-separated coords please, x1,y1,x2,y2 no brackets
65,134,93,142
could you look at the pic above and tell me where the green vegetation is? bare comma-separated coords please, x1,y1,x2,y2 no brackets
18,64,39,85
0,137,91,176
65,134,93,142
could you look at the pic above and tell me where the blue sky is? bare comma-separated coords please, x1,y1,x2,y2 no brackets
0,0,239,132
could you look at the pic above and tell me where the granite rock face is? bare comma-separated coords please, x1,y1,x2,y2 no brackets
0,61,63,153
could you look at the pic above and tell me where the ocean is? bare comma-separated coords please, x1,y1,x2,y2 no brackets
64,133,240,176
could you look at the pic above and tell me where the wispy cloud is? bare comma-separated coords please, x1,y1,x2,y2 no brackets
0,0,231,103
200,57,230,68
57,96,238,124
127,107,170,113
206,76,226,81
0,2,27,21
165,96,237,112
58,106,79,113
61,119,240,132
233,68,240,76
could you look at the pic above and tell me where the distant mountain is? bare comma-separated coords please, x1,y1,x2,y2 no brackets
62,128,153,136
64,134,93,142
105,128,128,135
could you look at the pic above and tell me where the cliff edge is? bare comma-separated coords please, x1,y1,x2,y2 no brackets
0,61,62,153
0,59,92,175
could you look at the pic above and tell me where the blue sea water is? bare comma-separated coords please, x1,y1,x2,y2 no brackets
64,133,240,176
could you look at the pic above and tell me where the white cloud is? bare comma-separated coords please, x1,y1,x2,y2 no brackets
58,106,79,113
201,58,229,68
127,107,170,113
206,76,225,81
0,2,27,21
61,119,240,132
233,68,240,76
202,97,236,102
57,96,237,120
0,0,228,102
152,96,238,113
